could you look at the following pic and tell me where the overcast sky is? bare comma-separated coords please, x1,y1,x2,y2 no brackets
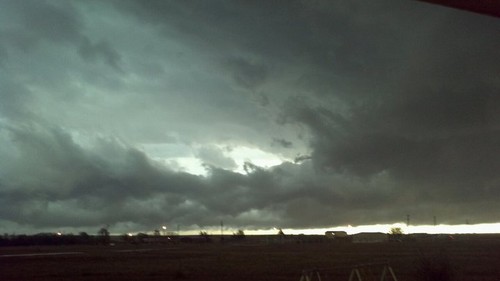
1,0,500,235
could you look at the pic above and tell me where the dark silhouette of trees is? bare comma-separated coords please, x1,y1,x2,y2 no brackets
98,227,110,244
0,232,97,246
390,227,403,235
232,229,246,240
199,231,211,242
389,227,404,242
136,232,149,243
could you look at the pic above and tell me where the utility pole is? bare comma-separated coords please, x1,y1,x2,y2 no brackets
406,214,410,227
433,216,437,226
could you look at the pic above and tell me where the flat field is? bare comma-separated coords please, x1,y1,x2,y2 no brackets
1,238,500,281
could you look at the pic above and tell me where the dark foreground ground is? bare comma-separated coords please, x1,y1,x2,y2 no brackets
1,238,500,281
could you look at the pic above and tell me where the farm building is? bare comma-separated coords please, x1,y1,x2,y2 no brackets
352,232,388,243
325,231,349,240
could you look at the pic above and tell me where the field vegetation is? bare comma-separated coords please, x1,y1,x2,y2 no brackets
1,235,500,281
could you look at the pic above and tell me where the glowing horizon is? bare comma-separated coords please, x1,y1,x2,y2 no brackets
178,222,500,236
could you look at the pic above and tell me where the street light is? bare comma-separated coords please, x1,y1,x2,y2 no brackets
162,226,167,236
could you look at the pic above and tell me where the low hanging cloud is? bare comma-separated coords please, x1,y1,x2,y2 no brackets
2,121,498,234
0,122,405,232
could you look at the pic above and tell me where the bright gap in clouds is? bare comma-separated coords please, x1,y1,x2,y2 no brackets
227,146,287,174
44,222,500,236
140,143,288,176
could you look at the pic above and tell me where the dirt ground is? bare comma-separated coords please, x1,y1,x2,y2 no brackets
1,238,500,281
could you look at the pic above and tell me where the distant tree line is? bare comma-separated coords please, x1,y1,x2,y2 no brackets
0,228,293,247
0,232,97,247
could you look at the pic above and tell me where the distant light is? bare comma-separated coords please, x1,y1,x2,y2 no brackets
127,233,133,236
56,232,62,236
162,226,167,230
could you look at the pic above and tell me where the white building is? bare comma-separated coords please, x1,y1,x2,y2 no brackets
325,231,348,239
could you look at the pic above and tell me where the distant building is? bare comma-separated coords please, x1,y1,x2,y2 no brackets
325,231,348,239
325,231,352,242
352,232,388,243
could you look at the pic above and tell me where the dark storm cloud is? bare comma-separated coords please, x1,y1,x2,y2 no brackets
224,57,268,90
276,4,500,225
1,0,500,233
0,80,33,120
11,0,83,45
78,37,122,70
272,138,293,149
0,123,202,228
0,45,7,64
0,122,381,231
0,0,122,71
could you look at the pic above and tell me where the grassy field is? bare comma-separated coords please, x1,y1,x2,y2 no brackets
1,238,500,281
